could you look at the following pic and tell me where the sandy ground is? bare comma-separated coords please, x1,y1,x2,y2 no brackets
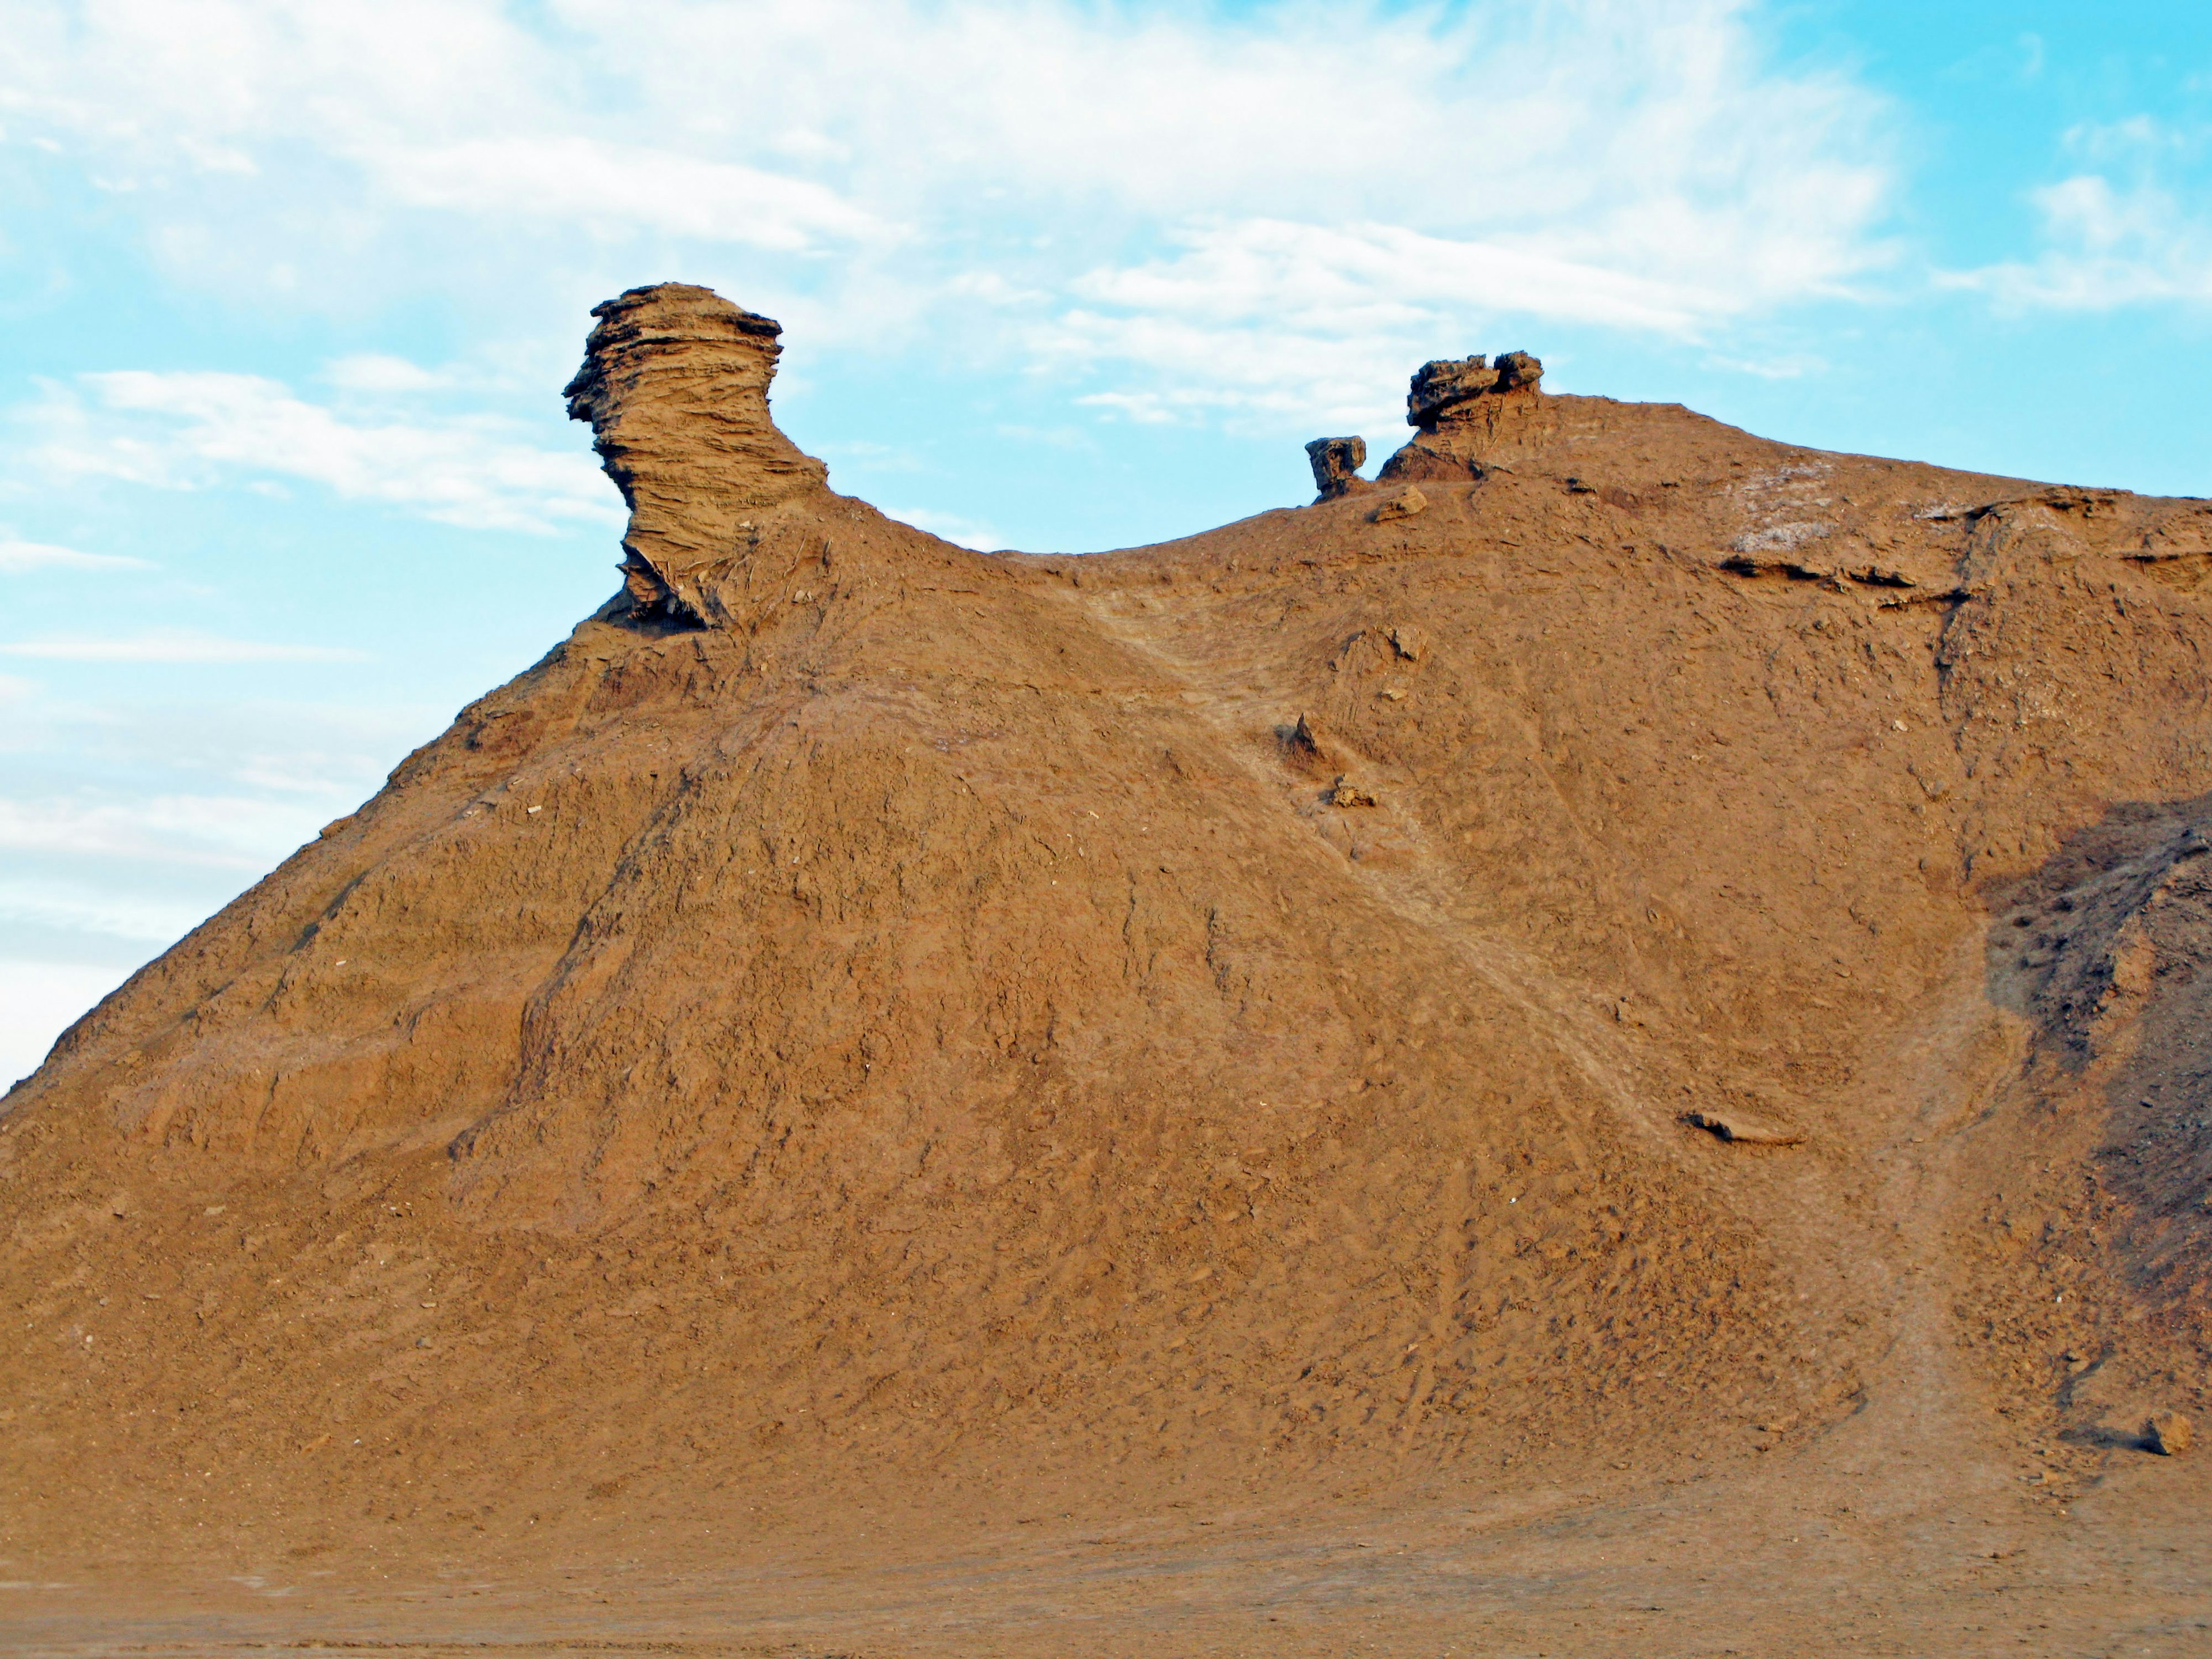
5,1446,2207,1656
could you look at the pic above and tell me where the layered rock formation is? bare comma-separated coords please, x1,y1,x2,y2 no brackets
1382,347,1548,482
5,284,2211,1654
563,283,830,625
1404,349,1543,424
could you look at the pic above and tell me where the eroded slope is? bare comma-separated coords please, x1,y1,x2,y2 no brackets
3,289,2210,1634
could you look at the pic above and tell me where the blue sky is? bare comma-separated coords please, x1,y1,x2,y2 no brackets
5,0,2212,1081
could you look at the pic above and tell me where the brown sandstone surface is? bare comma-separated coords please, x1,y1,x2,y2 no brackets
5,283,2212,1654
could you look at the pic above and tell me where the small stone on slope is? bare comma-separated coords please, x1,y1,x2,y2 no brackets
1684,1109,1802,1146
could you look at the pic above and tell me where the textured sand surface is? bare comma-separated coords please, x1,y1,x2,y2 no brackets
5,285,2210,1654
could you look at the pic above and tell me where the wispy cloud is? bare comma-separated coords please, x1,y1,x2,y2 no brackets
0,686,421,1078
0,959,139,1086
0,792,328,866
885,506,1005,550
0,874,219,937
0,633,370,664
0,0,1897,429
1033,219,1725,428
321,354,454,394
1945,118,2212,310
22,368,621,534
369,137,888,250
0,538,153,573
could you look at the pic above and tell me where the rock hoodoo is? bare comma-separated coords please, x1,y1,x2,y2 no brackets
1381,347,1546,483
1404,350,1543,427
1305,435,1369,501
564,282,830,624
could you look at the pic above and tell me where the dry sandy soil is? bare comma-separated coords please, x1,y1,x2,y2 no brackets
5,285,2212,1655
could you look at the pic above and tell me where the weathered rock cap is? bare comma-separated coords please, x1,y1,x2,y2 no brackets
564,281,827,520
564,283,784,429
1306,436,1368,501
1407,350,1542,428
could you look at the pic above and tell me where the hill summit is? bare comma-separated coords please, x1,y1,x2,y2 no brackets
6,282,2212,1655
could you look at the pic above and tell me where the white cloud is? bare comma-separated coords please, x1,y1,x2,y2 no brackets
1945,119,2212,310
1035,219,1724,426
1948,175,2212,309
323,353,452,393
24,368,621,533
0,876,215,938
0,688,429,971
0,538,152,573
0,689,435,793
885,506,1004,550
369,137,886,250
1704,351,1827,381
1069,222,1710,335
0,706,408,1075
0,791,322,866
0,0,1896,427
0,632,369,664
816,439,923,472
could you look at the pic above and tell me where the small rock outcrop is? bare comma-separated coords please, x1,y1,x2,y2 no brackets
1306,436,1368,502
1684,1108,1802,1146
2146,1410,2194,1455
1283,710,1336,775
1405,351,1541,427
1372,487,1426,524
1380,349,1545,484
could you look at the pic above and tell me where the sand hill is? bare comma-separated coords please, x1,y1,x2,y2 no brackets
5,283,2210,1656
